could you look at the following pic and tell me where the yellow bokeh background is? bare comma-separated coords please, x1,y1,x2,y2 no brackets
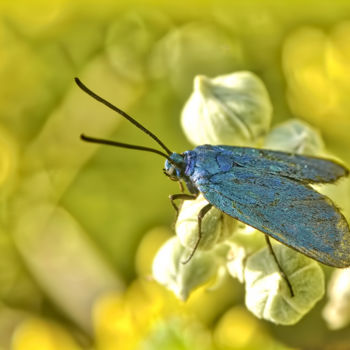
1,1,350,349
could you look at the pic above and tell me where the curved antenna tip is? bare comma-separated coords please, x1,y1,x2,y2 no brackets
75,77,83,88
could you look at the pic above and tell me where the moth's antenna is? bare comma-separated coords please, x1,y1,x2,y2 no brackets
81,134,171,160
75,78,172,156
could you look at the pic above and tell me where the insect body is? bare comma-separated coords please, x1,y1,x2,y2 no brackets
164,145,350,268
75,77,350,295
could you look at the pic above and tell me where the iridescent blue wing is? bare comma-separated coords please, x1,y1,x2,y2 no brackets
187,147,350,267
193,145,348,184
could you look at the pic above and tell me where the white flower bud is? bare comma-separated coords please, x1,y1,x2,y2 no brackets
226,243,248,283
226,225,265,283
176,195,236,251
244,244,324,325
323,269,350,329
152,237,223,300
264,118,324,155
181,72,273,146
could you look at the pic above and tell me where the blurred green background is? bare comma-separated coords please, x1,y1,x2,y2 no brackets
2,0,350,349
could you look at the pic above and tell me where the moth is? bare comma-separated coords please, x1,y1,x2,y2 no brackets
76,78,350,296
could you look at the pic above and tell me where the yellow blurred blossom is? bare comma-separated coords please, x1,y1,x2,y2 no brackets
135,226,172,276
214,307,294,350
12,318,83,350
93,278,217,350
282,21,350,143
93,280,186,350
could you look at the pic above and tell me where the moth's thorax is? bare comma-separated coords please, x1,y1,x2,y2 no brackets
182,150,196,176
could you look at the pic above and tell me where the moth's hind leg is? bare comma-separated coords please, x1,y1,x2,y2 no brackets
182,203,213,264
265,235,295,297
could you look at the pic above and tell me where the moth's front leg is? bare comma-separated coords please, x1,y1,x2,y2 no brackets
182,202,213,264
169,193,198,219
169,193,213,263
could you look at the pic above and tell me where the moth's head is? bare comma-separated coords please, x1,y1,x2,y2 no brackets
164,153,186,181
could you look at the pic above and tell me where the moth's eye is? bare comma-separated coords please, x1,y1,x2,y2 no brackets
168,167,175,176
164,165,179,181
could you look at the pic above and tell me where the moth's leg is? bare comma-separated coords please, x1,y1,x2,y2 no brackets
182,203,213,264
265,235,294,297
178,181,184,193
169,193,197,218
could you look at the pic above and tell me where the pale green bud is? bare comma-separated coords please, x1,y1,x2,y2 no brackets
181,72,273,146
106,12,171,83
226,243,248,283
323,269,350,329
176,195,236,251
228,222,265,251
244,244,324,325
148,22,245,97
226,225,265,283
264,118,324,155
152,236,224,300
